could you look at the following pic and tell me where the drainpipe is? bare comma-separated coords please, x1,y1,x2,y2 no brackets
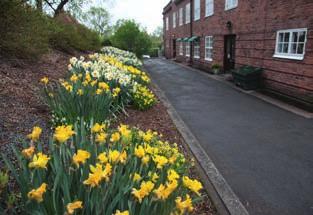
190,0,193,65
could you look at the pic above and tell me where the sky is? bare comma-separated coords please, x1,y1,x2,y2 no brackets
100,0,169,33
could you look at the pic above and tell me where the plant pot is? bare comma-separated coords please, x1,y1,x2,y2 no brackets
213,69,220,75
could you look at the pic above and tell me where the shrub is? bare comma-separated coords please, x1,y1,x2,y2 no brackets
0,0,50,59
0,0,102,59
2,122,203,215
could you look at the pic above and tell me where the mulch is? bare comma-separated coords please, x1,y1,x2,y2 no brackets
0,51,217,215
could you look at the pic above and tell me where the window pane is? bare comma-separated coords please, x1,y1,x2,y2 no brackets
290,43,297,54
299,31,306,42
283,43,289,53
277,43,283,53
278,33,284,43
292,32,298,43
297,43,304,54
284,33,290,42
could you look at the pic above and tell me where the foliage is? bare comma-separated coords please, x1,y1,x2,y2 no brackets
0,0,102,59
83,6,111,36
111,20,152,58
0,0,50,59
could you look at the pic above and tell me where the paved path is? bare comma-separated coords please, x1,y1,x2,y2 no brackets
144,58,313,215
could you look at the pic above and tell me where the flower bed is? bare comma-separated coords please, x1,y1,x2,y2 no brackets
1,47,204,215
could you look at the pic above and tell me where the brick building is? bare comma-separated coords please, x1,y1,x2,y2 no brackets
163,0,313,110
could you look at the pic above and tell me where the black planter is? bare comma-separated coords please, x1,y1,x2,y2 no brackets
232,66,263,90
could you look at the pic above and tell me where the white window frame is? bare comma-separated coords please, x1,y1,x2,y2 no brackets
194,40,200,59
274,28,307,60
225,0,238,10
185,3,191,24
185,42,190,57
194,0,200,21
205,0,214,17
179,8,183,26
165,17,169,31
179,42,184,55
173,12,176,28
205,36,213,61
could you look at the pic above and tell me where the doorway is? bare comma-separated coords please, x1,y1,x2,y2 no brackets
172,39,176,58
224,35,236,72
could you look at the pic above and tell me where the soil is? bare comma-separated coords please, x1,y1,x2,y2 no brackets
0,51,217,215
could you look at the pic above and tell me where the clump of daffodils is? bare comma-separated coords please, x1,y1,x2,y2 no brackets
2,122,203,215
43,49,156,126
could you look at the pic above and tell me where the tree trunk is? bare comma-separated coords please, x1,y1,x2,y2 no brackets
36,0,43,12
54,0,70,17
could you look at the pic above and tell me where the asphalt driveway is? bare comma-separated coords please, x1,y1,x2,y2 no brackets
144,58,313,215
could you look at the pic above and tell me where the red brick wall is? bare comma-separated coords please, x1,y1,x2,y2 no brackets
163,0,313,106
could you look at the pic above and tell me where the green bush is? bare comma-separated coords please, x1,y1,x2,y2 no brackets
0,0,50,59
0,0,102,59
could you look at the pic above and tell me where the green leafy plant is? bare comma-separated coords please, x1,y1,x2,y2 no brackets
2,121,203,215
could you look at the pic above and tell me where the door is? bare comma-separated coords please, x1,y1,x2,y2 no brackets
172,39,176,58
224,35,236,72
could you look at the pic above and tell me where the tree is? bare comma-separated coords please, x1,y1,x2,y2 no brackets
111,20,152,58
83,6,110,36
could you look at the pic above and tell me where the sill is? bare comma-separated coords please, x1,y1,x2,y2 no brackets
205,58,213,61
193,18,200,22
186,55,190,57
185,21,190,25
273,54,304,61
194,56,200,59
225,5,237,11
205,13,214,18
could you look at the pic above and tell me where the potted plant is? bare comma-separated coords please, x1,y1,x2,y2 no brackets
212,64,221,75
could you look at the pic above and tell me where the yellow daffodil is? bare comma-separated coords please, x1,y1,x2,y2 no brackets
110,132,120,142
73,150,90,167
90,80,97,87
167,169,179,182
112,87,121,97
53,125,75,143
95,132,107,143
27,183,47,203
97,152,108,164
141,155,150,165
118,124,131,138
114,210,129,215
77,89,83,96
40,77,49,85
22,146,35,159
66,201,83,215
98,82,110,91
143,131,153,142
27,126,42,142
91,123,105,133
132,181,154,203
70,74,78,83
175,194,194,213
28,152,50,169
153,155,168,169
134,146,145,158
182,176,203,195
133,173,141,182
83,163,112,187
96,88,103,95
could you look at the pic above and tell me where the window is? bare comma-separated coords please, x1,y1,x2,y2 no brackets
205,36,213,61
185,42,190,57
179,8,184,26
165,17,169,31
179,42,183,55
194,0,200,21
225,0,238,10
173,12,176,28
194,40,200,58
205,0,214,17
274,28,307,60
185,3,191,24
